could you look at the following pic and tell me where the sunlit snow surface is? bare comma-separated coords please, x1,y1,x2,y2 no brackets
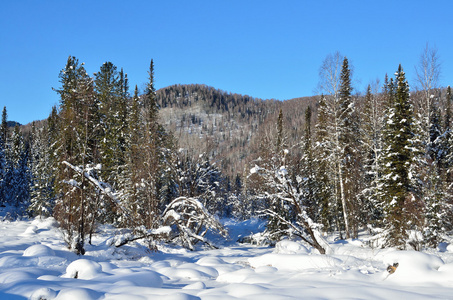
0,218,453,299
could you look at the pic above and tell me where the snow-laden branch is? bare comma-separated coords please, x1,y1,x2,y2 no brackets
162,197,228,250
62,161,119,203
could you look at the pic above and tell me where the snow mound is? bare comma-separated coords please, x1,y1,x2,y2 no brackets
108,271,163,288
216,268,255,283
447,244,453,253
0,255,38,268
196,256,226,266
32,217,58,228
159,267,213,281
212,283,270,298
21,225,38,235
274,240,309,254
30,287,57,300
62,259,103,279
183,281,206,289
55,287,104,300
0,271,35,284
23,244,55,257
249,253,341,271
383,251,445,284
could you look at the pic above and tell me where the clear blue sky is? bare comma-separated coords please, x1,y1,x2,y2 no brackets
1,0,452,124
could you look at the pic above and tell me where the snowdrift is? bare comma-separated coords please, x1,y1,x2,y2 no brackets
0,218,453,299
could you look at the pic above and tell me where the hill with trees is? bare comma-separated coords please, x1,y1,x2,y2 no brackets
1,45,453,255
155,84,317,176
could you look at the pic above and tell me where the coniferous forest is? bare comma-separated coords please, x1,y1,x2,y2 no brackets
1,45,453,255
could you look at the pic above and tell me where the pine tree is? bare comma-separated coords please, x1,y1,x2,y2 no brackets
1,107,8,144
120,85,142,228
380,65,414,249
1,126,31,215
421,90,451,247
300,106,318,221
123,60,173,241
262,109,291,240
337,57,361,238
316,53,356,238
443,86,453,182
0,108,7,206
53,56,100,254
29,122,55,217
314,95,334,232
360,84,385,226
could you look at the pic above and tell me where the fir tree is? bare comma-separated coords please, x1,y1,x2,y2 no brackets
1,107,7,144
337,57,361,238
314,95,334,232
53,56,99,254
443,86,453,182
0,135,6,206
300,106,318,221
380,65,414,249
261,109,291,240
29,122,55,217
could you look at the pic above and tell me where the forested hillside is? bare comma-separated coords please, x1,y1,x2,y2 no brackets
156,84,317,175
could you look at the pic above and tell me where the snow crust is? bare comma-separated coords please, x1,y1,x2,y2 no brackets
0,217,453,299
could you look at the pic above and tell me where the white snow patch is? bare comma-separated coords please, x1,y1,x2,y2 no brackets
62,259,103,279
273,240,309,254
1,218,453,299
23,244,56,257
55,288,104,300
249,253,341,271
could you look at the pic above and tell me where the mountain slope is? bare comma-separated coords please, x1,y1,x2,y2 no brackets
156,84,317,176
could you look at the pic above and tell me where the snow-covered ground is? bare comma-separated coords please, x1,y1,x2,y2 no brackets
1,218,453,300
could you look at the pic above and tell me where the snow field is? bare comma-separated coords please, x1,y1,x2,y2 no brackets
0,218,453,299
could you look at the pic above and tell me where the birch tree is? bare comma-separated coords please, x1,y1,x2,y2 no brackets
316,53,359,238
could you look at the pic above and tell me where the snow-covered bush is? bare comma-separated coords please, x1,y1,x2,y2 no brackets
162,197,228,250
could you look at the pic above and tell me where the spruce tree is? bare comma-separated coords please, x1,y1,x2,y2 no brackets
95,62,120,186
29,122,55,217
263,109,290,240
314,95,334,232
300,106,318,221
444,86,453,182
120,85,142,228
0,135,6,206
53,56,99,254
337,57,360,238
380,65,414,248
1,107,7,144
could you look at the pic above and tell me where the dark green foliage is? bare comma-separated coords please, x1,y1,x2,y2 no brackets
380,65,414,248
338,57,361,238
1,107,8,144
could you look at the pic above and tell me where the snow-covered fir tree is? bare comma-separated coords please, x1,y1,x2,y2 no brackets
53,56,101,254
360,83,385,226
380,65,416,249
29,122,55,217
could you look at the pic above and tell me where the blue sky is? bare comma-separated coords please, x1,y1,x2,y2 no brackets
1,0,452,124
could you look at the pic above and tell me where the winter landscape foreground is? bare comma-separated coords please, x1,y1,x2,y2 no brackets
0,218,453,300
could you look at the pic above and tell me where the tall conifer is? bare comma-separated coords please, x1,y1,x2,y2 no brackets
381,65,414,248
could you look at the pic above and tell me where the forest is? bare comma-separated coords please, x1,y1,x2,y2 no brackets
0,45,452,255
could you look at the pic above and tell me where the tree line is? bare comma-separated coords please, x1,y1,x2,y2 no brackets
249,46,453,252
1,45,452,254
0,57,233,254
